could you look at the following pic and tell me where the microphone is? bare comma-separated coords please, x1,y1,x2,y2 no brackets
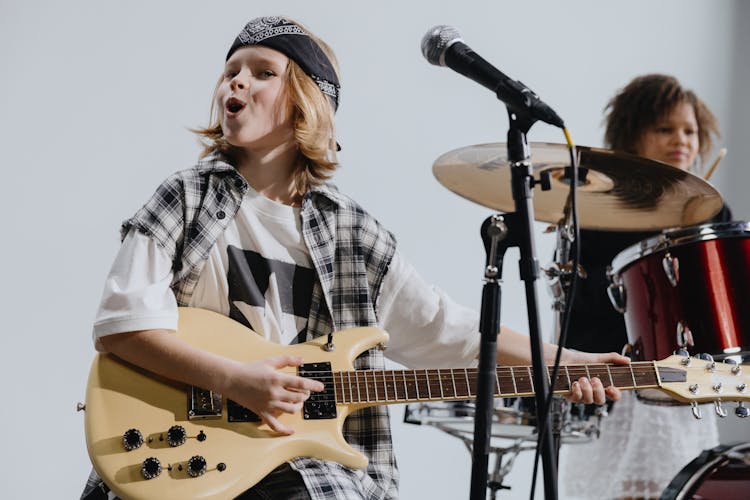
421,25,564,128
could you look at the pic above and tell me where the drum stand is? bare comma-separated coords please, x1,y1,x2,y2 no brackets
450,427,534,500
486,442,527,500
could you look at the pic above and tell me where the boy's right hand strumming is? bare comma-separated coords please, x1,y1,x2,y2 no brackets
225,355,325,435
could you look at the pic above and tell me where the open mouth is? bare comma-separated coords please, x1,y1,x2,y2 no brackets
226,97,246,114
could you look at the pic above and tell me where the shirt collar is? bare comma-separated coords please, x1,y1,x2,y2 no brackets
195,150,345,207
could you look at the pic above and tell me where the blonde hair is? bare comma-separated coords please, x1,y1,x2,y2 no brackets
194,20,339,195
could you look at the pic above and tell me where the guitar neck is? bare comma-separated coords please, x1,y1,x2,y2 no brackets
321,362,685,406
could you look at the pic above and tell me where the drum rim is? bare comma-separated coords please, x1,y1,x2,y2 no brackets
610,220,750,276
661,442,750,500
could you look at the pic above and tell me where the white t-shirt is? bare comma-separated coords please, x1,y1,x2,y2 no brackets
94,187,480,369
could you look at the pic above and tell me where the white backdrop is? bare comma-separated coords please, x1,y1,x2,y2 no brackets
1,1,748,498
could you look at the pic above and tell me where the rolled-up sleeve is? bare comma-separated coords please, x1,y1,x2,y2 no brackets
92,229,178,345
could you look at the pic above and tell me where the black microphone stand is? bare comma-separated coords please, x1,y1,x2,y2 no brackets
469,109,557,500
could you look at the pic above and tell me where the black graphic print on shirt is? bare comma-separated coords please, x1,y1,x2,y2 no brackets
226,245,315,344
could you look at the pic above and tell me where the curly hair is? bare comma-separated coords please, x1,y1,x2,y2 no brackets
604,74,719,166
193,20,339,195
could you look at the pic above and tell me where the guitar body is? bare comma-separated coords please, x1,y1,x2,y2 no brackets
85,307,388,500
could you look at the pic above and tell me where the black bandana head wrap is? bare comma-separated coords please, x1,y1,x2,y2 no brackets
227,16,340,111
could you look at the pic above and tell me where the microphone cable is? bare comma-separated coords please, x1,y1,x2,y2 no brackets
529,127,582,500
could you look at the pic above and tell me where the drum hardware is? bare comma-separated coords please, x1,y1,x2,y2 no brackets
403,396,602,497
605,266,626,314
433,142,724,231
432,140,730,496
661,252,680,286
607,221,750,404
676,322,694,350
660,442,750,500
544,262,586,312
403,401,535,498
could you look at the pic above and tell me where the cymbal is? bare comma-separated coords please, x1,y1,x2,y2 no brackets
433,142,723,231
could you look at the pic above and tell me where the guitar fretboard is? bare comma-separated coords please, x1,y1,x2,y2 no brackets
313,363,681,405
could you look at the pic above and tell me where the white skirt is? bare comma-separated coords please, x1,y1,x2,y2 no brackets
559,391,719,499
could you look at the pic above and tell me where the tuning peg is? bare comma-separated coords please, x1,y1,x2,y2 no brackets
714,400,728,418
698,353,716,372
723,358,743,375
677,354,691,367
691,401,702,420
736,402,749,418
724,357,742,375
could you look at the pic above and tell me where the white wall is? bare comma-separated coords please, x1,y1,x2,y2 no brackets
1,1,746,498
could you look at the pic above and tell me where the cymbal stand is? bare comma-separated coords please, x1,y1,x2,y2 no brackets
544,200,578,460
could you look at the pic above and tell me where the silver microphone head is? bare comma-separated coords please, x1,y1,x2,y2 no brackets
421,25,463,67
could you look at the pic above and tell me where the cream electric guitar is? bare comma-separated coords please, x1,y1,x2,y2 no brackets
84,308,749,500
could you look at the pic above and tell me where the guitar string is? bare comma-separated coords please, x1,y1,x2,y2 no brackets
296,364,664,404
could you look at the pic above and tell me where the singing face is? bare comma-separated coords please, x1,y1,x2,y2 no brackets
635,102,699,171
217,46,294,151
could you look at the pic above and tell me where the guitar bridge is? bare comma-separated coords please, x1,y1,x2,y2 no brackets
188,387,222,419
301,362,336,419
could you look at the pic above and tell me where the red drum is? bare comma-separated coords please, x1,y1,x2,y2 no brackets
660,442,750,499
608,222,750,403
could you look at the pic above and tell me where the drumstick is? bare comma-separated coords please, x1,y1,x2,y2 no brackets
703,148,727,181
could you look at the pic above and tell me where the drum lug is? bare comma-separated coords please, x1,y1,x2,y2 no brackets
621,343,633,358
676,322,694,350
662,252,680,287
606,266,626,313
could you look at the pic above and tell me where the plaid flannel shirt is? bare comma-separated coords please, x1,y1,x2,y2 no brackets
84,152,399,499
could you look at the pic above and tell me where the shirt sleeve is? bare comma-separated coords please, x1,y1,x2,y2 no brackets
92,229,178,346
377,250,480,368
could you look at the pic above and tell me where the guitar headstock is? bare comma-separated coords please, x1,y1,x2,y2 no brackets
655,355,749,415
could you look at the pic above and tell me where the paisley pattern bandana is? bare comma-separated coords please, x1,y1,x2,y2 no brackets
227,16,340,111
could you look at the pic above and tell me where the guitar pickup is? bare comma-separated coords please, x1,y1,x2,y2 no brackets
301,362,336,420
188,387,222,419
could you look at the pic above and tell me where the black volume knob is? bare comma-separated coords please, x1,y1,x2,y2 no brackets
187,455,207,477
122,429,144,451
141,457,162,479
166,425,187,447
